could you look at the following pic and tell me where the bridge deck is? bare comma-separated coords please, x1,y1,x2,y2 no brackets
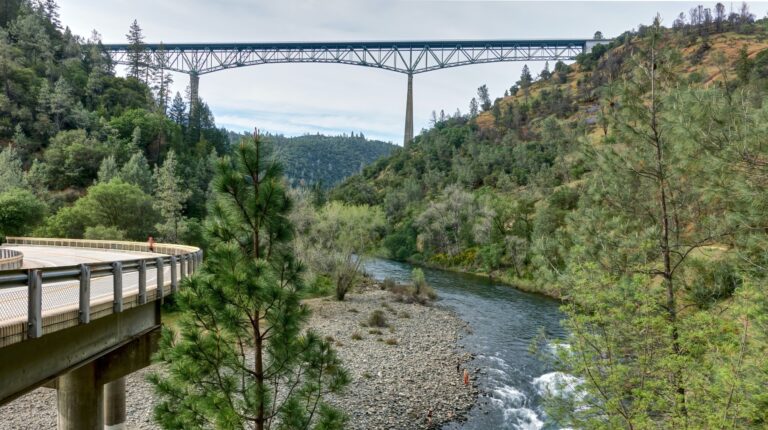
0,246,175,347
101,38,597,75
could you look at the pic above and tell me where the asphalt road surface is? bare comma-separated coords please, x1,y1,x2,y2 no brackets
0,246,175,324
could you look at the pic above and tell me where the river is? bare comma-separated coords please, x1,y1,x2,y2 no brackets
363,258,569,430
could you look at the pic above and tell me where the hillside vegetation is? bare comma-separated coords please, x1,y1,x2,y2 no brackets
331,5,768,427
0,0,229,245
229,132,397,188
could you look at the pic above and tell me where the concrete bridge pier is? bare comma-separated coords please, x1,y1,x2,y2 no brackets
404,73,413,146
104,377,126,430
57,362,103,430
189,72,200,116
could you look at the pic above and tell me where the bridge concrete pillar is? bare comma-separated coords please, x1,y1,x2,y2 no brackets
189,72,200,111
104,377,126,430
403,73,414,146
56,362,104,430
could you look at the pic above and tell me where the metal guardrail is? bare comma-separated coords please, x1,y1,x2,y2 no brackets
0,237,203,343
0,249,23,271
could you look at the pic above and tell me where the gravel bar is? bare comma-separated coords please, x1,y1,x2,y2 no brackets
0,286,477,429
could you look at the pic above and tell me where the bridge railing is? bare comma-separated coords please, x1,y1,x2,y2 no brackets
0,249,23,271
0,237,203,347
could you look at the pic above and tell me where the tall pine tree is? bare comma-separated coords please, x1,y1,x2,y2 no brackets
126,19,146,81
151,131,349,430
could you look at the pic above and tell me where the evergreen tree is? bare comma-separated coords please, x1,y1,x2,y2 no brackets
119,151,152,193
49,77,75,131
96,154,119,183
0,146,26,193
40,0,60,29
543,18,766,427
540,61,551,80
168,92,187,125
126,19,146,81
518,65,533,103
152,150,190,242
735,45,753,83
469,97,479,117
151,42,173,113
477,84,491,111
151,131,349,429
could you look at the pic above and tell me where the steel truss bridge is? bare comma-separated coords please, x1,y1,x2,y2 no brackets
102,39,603,144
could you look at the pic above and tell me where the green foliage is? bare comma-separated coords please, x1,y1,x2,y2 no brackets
383,223,418,261
291,189,386,301
42,129,107,189
0,146,26,193
0,188,47,236
367,309,388,328
83,225,126,240
118,151,153,193
153,150,191,242
231,132,397,189
151,134,348,429
41,179,156,240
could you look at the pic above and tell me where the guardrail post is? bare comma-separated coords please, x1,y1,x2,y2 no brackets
27,269,42,339
78,264,91,324
138,260,147,305
180,254,187,280
112,262,123,313
170,255,178,294
156,257,164,303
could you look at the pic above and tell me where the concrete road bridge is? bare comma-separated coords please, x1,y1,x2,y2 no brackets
0,237,202,430
101,39,608,145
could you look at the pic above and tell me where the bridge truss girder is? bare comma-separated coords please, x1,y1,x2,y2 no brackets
102,40,588,75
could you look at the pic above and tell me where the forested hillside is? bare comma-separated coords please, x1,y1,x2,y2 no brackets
0,0,228,245
331,4,768,426
228,132,397,188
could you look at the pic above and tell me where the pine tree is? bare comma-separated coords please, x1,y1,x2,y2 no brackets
544,18,765,427
168,92,187,125
540,61,551,80
126,19,146,81
49,77,74,131
477,84,491,111
518,65,533,103
0,146,26,193
150,131,349,429
40,0,60,29
119,151,152,193
152,150,190,242
469,97,479,117
151,42,173,113
735,45,753,83
97,154,119,183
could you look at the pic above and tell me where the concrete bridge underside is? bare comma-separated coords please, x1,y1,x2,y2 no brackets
0,239,202,430
1,303,159,429
102,39,600,145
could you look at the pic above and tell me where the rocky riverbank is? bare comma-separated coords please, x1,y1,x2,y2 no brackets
309,284,478,429
0,284,477,429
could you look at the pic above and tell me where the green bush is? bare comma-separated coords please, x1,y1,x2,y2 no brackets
367,310,388,328
0,189,47,237
83,225,127,240
304,274,334,298
686,260,742,309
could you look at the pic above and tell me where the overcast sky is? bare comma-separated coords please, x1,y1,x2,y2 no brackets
58,0,767,143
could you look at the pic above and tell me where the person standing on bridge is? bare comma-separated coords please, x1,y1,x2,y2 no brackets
148,236,156,253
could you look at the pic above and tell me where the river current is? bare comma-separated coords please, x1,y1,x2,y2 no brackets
363,258,569,430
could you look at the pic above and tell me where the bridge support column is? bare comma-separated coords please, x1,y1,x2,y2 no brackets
403,73,413,145
57,362,103,430
189,72,200,114
104,377,126,430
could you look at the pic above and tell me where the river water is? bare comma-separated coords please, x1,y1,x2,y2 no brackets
363,258,568,430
